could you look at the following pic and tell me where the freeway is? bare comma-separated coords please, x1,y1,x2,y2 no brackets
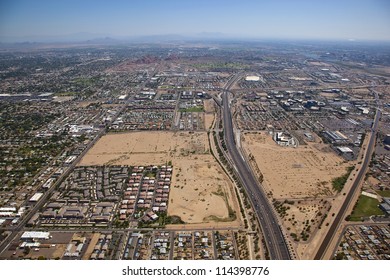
221,74,290,260
314,103,381,259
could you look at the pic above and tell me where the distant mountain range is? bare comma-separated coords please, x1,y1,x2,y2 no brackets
1,32,388,49
0,32,231,45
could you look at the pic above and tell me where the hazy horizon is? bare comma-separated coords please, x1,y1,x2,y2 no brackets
1,0,390,43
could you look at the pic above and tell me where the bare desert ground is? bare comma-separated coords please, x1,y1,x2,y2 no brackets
169,155,237,223
242,131,352,199
79,131,211,165
79,131,239,225
203,99,216,130
275,199,331,242
319,92,339,98
204,114,215,130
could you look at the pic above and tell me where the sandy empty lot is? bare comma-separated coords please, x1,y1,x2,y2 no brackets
275,199,331,242
169,155,237,223
319,92,339,98
203,99,216,130
79,131,239,225
79,131,207,166
204,114,215,130
242,131,351,199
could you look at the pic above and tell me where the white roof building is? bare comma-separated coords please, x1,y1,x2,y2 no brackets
21,231,50,240
0,212,15,217
245,76,260,82
0,207,17,212
358,107,369,114
337,147,353,153
29,192,43,202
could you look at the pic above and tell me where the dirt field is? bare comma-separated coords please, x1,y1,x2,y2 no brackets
204,99,216,130
169,155,237,223
204,114,215,130
275,199,331,242
308,62,332,67
242,131,351,199
79,131,207,166
82,233,100,260
203,99,216,113
319,92,339,98
79,131,239,225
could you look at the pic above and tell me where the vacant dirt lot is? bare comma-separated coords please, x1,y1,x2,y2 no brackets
203,99,216,130
275,199,331,243
242,131,351,199
169,155,238,223
79,131,207,166
204,114,215,130
79,131,239,225
319,92,339,98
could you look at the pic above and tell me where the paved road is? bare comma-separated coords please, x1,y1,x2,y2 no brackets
314,106,381,259
221,75,290,260
0,115,115,255
0,75,154,255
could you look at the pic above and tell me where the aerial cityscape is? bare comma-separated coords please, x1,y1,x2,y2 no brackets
0,0,389,261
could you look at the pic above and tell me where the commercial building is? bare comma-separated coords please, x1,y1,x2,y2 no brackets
29,192,43,203
337,147,353,154
273,132,296,147
323,130,349,144
21,231,50,240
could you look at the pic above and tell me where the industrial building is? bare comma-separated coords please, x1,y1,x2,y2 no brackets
21,231,50,240
29,192,43,203
323,130,349,144
337,147,354,154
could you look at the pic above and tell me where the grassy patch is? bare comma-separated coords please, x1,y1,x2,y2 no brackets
179,106,204,113
144,171,157,178
158,213,184,226
332,166,354,192
376,190,390,197
165,215,185,224
349,195,383,221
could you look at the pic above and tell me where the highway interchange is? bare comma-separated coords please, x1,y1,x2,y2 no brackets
0,69,381,260
219,75,382,260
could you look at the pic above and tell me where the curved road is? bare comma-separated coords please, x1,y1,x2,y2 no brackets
221,75,290,260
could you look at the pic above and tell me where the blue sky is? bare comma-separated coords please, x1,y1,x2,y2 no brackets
1,0,389,41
